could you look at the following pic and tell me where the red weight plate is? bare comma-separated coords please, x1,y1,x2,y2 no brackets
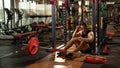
28,37,39,55
84,55,107,64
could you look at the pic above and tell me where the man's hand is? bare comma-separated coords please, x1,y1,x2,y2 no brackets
72,25,80,37
78,37,83,41
76,25,80,30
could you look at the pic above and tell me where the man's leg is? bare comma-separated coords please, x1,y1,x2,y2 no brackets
57,37,78,56
73,40,88,52
74,41,80,48
64,37,78,50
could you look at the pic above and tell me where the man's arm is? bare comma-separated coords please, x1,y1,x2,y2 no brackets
72,26,80,37
79,31,94,42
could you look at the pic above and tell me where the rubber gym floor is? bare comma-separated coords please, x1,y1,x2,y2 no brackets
0,24,120,68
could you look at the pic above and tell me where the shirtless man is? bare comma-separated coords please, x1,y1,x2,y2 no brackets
64,23,94,53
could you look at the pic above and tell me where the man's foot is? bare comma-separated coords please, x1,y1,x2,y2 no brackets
65,52,74,59
65,51,82,59
57,49,67,57
57,52,66,56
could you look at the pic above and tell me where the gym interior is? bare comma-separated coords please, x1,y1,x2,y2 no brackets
0,0,120,68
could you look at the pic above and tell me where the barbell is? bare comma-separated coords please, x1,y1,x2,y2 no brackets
27,37,66,55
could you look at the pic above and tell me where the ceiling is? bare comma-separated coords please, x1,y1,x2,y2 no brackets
34,0,120,3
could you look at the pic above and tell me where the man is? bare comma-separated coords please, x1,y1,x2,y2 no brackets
64,23,94,54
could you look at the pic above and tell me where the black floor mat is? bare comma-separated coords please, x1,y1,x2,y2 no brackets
0,40,50,68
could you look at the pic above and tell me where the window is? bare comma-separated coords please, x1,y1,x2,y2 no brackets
4,0,10,9
0,0,4,21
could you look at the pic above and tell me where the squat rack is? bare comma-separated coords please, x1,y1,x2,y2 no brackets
51,0,104,55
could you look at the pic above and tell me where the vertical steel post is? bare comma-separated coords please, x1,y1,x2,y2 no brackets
81,0,84,23
92,0,98,54
11,0,14,28
97,0,101,54
62,6,67,45
51,5,56,48
3,0,5,22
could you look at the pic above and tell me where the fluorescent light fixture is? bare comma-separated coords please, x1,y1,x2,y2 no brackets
106,2,115,4
59,1,62,6
78,1,81,5
85,1,89,5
